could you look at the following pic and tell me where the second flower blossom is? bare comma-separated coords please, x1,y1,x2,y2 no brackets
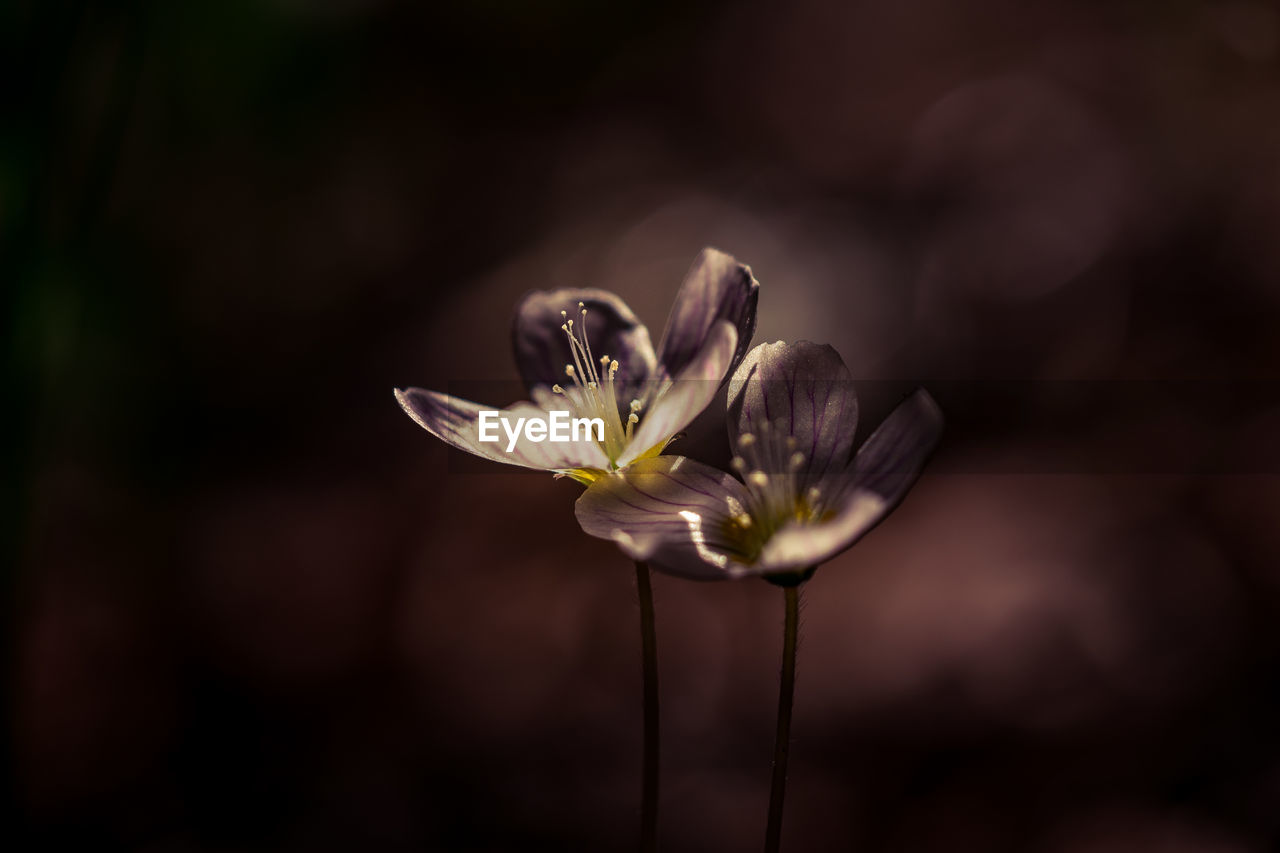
574,340,944,582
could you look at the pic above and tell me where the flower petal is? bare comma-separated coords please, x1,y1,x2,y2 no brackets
726,341,859,486
742,389,943,577
512,288,657,397
656,248,759,379
395,388,610,471
574,455,756,581
617,321,738,468
848,388,945,506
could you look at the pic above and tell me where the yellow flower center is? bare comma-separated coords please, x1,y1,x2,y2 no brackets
723,423,828,554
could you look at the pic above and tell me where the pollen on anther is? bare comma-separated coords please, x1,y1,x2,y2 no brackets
552,384,564,394
789,452,805,470
738,433,757,448
748,470,769,488
730,456,746,471
629,400,642,413
566,365,576,377
627,413,639,424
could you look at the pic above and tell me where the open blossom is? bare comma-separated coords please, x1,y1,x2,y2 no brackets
395,249,759,483
574,341,944,582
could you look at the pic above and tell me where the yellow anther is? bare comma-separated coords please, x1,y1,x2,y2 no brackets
738,433,757,448
731,456,746,471
790,452,805,470
748,471,769,488
546,298,640,465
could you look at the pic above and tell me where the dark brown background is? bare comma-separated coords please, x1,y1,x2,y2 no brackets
7,0,1280,849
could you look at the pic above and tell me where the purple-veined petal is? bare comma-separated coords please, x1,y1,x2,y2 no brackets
617,321,738,468
574,455,756,581
726,341,859,488
848,388,944,506
512,288,657,399
740,389,943,577
750,489,887,575
395,388,610,471
656,248,759,379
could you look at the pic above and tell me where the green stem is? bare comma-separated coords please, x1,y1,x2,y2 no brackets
636,561,659,852
765,583,801,853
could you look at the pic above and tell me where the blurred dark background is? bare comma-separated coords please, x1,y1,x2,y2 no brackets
7,0,1280,849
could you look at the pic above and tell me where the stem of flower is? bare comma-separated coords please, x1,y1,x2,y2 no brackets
765,582,802,853
636,561,660,853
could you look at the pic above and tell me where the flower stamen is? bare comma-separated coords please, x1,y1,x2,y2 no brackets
558,303,642,465
731,425,824,545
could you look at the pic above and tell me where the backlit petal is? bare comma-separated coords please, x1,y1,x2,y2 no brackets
574,455,755,580
395,388,610,471
656,248,759,379
512,288,657,397
617,321,738,468
848,388,945,506
727,341,859,485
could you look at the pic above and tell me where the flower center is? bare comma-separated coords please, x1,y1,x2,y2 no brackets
550,302,643,465
725,422,826,551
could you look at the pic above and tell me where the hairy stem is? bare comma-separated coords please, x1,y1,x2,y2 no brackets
765,583,801,853
636,561,660,852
